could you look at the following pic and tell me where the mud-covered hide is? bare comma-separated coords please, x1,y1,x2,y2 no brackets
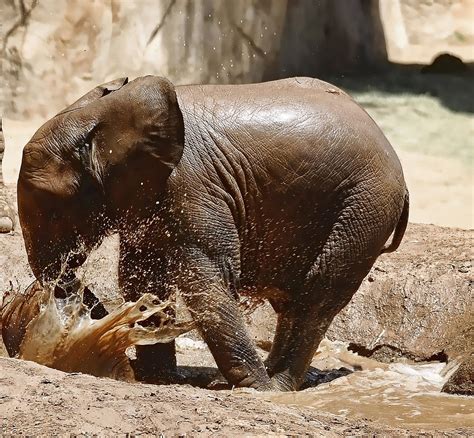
248,224,473,366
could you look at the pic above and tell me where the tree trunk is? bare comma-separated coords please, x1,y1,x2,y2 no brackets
272,0,387,78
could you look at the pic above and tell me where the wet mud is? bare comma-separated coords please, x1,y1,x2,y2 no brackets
264,341,474,430
1,281,194,380
1,279,473,433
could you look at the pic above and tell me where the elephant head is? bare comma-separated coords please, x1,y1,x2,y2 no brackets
18,76,184,284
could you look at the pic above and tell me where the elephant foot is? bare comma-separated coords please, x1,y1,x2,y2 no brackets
267,372,299,391
131,342,178,383
207,377,231,390
137,368,186,385
262,366,354,391
300,366,353,390
208,376,272,391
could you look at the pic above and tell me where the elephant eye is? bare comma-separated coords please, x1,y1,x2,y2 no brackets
77,127,98,164
78,139,92,160
50,210,60,221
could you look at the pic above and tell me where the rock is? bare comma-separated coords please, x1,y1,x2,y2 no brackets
442,356,474,396
0,216,13,233
421,53,469,75
0,119,15,233
2,1,474,119
380,0,474,64
0,191,15,234
1,0,288,118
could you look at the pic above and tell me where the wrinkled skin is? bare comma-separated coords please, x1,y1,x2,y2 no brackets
18,76,409,390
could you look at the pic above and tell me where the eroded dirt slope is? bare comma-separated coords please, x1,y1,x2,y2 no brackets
1,356,471,436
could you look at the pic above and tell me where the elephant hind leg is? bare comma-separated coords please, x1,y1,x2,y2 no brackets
267,201,394,391
264,297,293,377
265,302,333,390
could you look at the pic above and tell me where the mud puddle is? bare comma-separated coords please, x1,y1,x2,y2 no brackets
261,341,474,430
1,279,473,432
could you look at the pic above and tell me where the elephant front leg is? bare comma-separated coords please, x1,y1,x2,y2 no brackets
118,236,178,383
177,250,271,389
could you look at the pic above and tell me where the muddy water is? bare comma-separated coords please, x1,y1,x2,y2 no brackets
263,341,474,430
0,281,194,380
2,283,473,431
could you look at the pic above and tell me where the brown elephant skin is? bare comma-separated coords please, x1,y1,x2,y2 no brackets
17,76,409,390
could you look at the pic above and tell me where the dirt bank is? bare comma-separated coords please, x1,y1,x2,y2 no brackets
1,355,472,436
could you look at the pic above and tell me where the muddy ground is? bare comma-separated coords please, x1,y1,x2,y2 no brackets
3,355,466,437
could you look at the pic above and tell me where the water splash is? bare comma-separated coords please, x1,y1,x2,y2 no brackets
1,281,194,381
264,340,474,430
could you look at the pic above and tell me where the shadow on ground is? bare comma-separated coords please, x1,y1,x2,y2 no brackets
326,65,474,114
150,365,354,390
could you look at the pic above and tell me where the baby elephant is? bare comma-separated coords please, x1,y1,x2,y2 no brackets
18,76,408,390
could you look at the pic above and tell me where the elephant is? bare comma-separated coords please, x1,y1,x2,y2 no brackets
17,75,409,391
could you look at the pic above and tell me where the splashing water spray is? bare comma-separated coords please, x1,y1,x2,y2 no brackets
0,277,195,381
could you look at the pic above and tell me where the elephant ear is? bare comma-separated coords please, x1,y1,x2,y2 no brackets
132,76,185,172
57,77,129,115
99,76,185,214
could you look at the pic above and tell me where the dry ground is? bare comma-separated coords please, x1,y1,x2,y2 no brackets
4,356,471,437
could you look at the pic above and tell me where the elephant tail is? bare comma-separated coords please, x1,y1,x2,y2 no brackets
380,190,409,254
